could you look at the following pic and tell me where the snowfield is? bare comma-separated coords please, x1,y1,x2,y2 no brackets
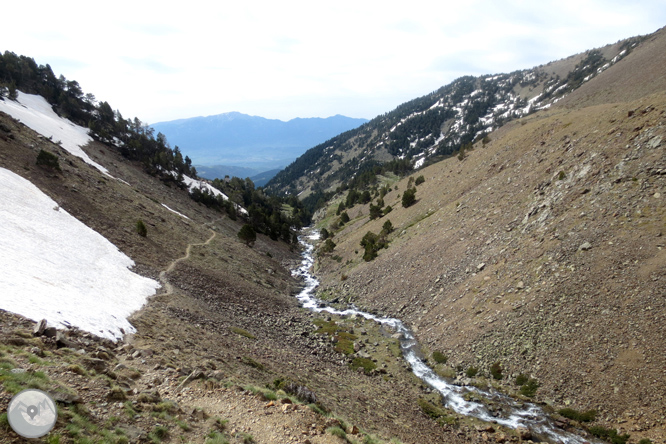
0,92,111,176
0,167,160,340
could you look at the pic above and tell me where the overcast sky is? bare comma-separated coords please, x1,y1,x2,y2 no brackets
3,1,665,124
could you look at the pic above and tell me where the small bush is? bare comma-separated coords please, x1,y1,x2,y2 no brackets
588,426,630,444
402,188,416,208
490,362,503,380
415,175,425,186
638,439,653,444
558,170,566,180
558,407,597,422
381,219,394,235
238,432,255,443
149,425,169,443
136,219,147,237
515,373,528,386
466,367,478,378
205,431,229,444
237,224,256,246
418,398,443,419
36,149,60,170
339,212,350,224
431,351,447,364
308,403,327,416
327,426,348,440
350,357,376,374
320,238,336,253
520,378,539,397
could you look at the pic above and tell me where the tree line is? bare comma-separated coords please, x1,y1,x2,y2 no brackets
0,51,308,245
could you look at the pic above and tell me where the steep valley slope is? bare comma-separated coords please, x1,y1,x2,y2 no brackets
0,100,481,444
309,27,666,444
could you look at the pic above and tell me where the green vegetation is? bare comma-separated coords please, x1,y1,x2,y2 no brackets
415,175,425,186
558,408,597,422
136,219,147,237
431,351,447,364
417,398,456,425
320,238,336,253
149,425,169,443
237,224,256,246
327,426,348,441
36,149,60,170
489,361,503,380
205,430,230,444
588,426,630,444
519,378,539,397
465,366,478,378
514,373,528,386
230,326,255,339
237,432,255,443
0,412,9,432
360,228,391,262
0,51,309,246
350,357,377,374
313,319,358,355
401,188,417,208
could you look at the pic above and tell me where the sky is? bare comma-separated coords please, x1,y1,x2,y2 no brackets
2,1,665,124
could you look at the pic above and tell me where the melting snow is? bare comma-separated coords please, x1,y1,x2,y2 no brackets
161,204,190,220
0,167,160,340
182,175,248,215
0,92,111,177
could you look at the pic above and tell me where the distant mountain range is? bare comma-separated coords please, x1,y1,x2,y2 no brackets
194,165,281,187
149,113,368,176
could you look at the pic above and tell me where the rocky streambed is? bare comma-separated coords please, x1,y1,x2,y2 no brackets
293,230,599,444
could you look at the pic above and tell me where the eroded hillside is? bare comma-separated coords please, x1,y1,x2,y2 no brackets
309,30,666,443
0,102,481,444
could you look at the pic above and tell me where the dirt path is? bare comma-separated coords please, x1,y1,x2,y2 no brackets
158,221,219,295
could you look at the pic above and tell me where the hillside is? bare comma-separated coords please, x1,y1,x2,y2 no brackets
150,113,368,173
266,33,650,204
0,85,482,443
307,26,666,444
2,26,666,444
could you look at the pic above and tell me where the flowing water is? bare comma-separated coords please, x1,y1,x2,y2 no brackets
292,231,593,444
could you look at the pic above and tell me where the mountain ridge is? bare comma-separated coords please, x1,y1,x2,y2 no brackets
265,32,651,202
149,112,369,172
304,25,666,443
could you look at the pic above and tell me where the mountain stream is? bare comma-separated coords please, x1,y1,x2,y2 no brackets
292,231,593,444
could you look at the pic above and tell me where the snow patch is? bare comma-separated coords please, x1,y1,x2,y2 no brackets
0,167,160,340
161,204,190,220
0,92,111,177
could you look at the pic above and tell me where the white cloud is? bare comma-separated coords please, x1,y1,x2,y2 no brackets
1,1,664,123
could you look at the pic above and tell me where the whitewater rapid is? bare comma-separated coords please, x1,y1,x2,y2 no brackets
292,230,592,444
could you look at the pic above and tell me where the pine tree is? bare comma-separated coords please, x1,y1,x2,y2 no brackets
238,224,256,246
